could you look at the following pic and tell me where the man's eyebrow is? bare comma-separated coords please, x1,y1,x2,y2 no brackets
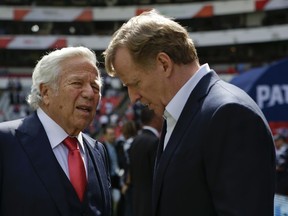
122,79,137,87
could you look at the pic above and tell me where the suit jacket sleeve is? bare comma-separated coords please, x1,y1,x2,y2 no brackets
204,103,275,215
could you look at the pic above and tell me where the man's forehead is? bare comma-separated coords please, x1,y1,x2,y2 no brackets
114,47,134,71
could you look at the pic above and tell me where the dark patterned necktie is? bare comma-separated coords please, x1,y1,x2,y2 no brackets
155,120,167,167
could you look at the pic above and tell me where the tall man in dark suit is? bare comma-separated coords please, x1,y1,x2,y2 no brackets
103,9,275,216
0,46,112,216
129,107,163,216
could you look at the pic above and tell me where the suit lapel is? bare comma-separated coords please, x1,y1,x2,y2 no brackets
16,112,70,216
152,71,220,215
83,135,111,216
83,137,104,191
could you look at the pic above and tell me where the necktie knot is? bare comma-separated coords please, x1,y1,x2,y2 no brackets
63,137,78,151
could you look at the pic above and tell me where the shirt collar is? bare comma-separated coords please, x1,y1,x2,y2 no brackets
165,63,210,122
142,125,160,138
37,108,84,151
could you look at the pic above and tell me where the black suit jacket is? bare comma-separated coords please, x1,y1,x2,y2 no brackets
152,71,275,216
0,112,111,216
129,128,159,216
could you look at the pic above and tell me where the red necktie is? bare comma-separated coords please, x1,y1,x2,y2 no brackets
63,136,87,202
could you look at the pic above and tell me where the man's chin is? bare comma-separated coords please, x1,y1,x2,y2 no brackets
74,120,91,131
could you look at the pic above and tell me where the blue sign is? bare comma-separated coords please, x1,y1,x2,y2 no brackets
230,58,288,122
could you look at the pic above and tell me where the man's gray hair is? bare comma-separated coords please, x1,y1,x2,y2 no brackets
27,46,99,110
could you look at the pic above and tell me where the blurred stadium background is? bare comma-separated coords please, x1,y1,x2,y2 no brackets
0,0,288,214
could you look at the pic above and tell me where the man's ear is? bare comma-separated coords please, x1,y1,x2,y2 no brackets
39,83,50,105
157,52,173,77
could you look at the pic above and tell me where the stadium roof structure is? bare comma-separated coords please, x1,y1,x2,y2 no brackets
0,0,288,49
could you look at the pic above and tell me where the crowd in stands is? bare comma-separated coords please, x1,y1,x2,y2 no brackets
0,78,31,121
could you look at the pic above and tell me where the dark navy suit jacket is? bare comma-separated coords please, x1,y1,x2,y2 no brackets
0,112,112,216
129,128,159,216
152,71,275,216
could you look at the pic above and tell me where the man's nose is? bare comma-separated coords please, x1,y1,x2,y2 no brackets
82,84,97,99
128,88,141,104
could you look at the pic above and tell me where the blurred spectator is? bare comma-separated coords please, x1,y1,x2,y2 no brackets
105,98,114,115
0,109,6,122
102,125,122,216
100,114,109,129
118,120,138,216
6,78,24,106
129,107,163,216
274,134,288,195
121,121,138,161
7,78,16,105
132,101,144,126
275,134,288,167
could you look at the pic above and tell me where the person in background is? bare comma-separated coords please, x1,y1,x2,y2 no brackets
0,46,112,216
129,107,163,216
118,120,138,216
274,134,288,195
103,9,275,216
102,125,122,216
275,134,288,168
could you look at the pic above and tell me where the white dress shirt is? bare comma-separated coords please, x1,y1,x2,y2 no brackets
163,63,211,150
37,108,88,179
